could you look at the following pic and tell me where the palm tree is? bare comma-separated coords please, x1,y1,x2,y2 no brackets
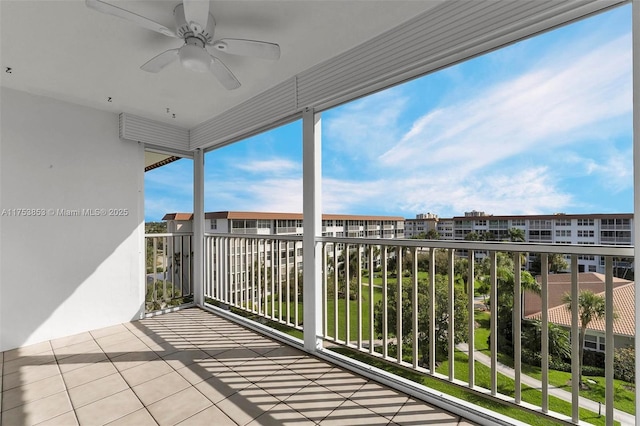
562,290,607,384
507,228,525,242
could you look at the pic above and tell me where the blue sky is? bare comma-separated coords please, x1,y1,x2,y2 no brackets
145,5,632,222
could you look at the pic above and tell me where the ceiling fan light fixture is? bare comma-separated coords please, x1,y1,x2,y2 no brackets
179,44,211,73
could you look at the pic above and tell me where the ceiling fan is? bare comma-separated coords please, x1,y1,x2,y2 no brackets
85,0,281,90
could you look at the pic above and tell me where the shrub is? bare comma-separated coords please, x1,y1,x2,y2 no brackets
582,349,605,368
614,346,635,383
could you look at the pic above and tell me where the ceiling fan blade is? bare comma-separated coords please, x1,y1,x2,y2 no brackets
212,39,280,60
86,0,176,38
183,0,210,34
141,49,180,73
209,56,241,90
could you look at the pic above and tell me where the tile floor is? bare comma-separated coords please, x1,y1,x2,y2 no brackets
1,308,475,425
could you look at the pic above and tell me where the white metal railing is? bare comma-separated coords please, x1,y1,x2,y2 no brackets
201,234,634,425
145,233,194,312
204,233,304,331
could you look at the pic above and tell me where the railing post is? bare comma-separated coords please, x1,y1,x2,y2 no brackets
193,148,204,306
303,107,323,352
633,0,640,419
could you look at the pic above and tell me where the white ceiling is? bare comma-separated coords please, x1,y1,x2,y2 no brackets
0,1,439,129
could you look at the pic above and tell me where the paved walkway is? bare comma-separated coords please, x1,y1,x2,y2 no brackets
456,343,635,425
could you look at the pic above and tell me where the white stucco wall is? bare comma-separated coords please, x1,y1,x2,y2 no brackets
0,87,145,351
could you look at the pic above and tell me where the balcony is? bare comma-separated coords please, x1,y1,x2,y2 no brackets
2,1,639,426
1,309,469,425
194,233,634,425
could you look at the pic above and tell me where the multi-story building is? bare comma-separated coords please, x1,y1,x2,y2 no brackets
403,213,439,238
163,211,405,239
162,211,405,282
406,212,633,274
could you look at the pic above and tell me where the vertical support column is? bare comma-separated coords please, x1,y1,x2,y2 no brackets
303,108,323,352
193,148,205,306
137,142,146,319
633,0,640,418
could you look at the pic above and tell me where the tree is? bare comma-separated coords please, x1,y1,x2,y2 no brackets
507,228,525,242
425,229,440,240
562,290,607,384
374,274,468,363
477,252,539,352
530,253,569,275
522,320,571,360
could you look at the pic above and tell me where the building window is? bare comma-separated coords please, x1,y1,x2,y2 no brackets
577,219,595,226
210,220,217,230
584,335,605,352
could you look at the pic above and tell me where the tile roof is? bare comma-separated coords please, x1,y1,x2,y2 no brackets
523,273,632,317
526,282,635,337
162,211,405,221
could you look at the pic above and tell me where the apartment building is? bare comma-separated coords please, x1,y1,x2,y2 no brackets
163,211,405,239
406,211,633,274
161,211,405,289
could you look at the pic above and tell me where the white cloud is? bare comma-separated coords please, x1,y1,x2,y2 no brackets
205,176,302,213
234,158,300,175
321,166,571,217
324,88,408,161
379,34,631,177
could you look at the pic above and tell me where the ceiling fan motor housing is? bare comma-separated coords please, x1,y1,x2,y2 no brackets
173,3,215,43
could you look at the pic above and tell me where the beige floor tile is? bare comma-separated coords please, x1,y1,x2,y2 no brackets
174,364,210,385
101,337,149,356
3,363,61,391
319,399,390,425
1,391,72,425
314,368,367,398
348,381,408,419
247,402,316,426
176,405,235,426
214,370,254,391
132,371,191,406
68,373,130,408
282,384,345,422
119,359,173,387
96,331,138,350
147,387,212,426
4,341,52,362
106,408,157,426
57,351,109,374
2,374,66,411
90,324,130,340
194,376,239,404
111,350,160,373
217,347,260,367
75,389,143,426
215,385,279,426
261,346,305,365
36,410,79,426
391,398,460,424
255,370,312,401
161,348,209,370
2,352,57,375
53,339,103,360
50,332,93,350
62,361,118,389
290,361,333,380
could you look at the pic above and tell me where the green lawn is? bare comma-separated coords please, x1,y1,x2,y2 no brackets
261,283,383,342
231,278,633,423
332,346,614,426
473,310,635,415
